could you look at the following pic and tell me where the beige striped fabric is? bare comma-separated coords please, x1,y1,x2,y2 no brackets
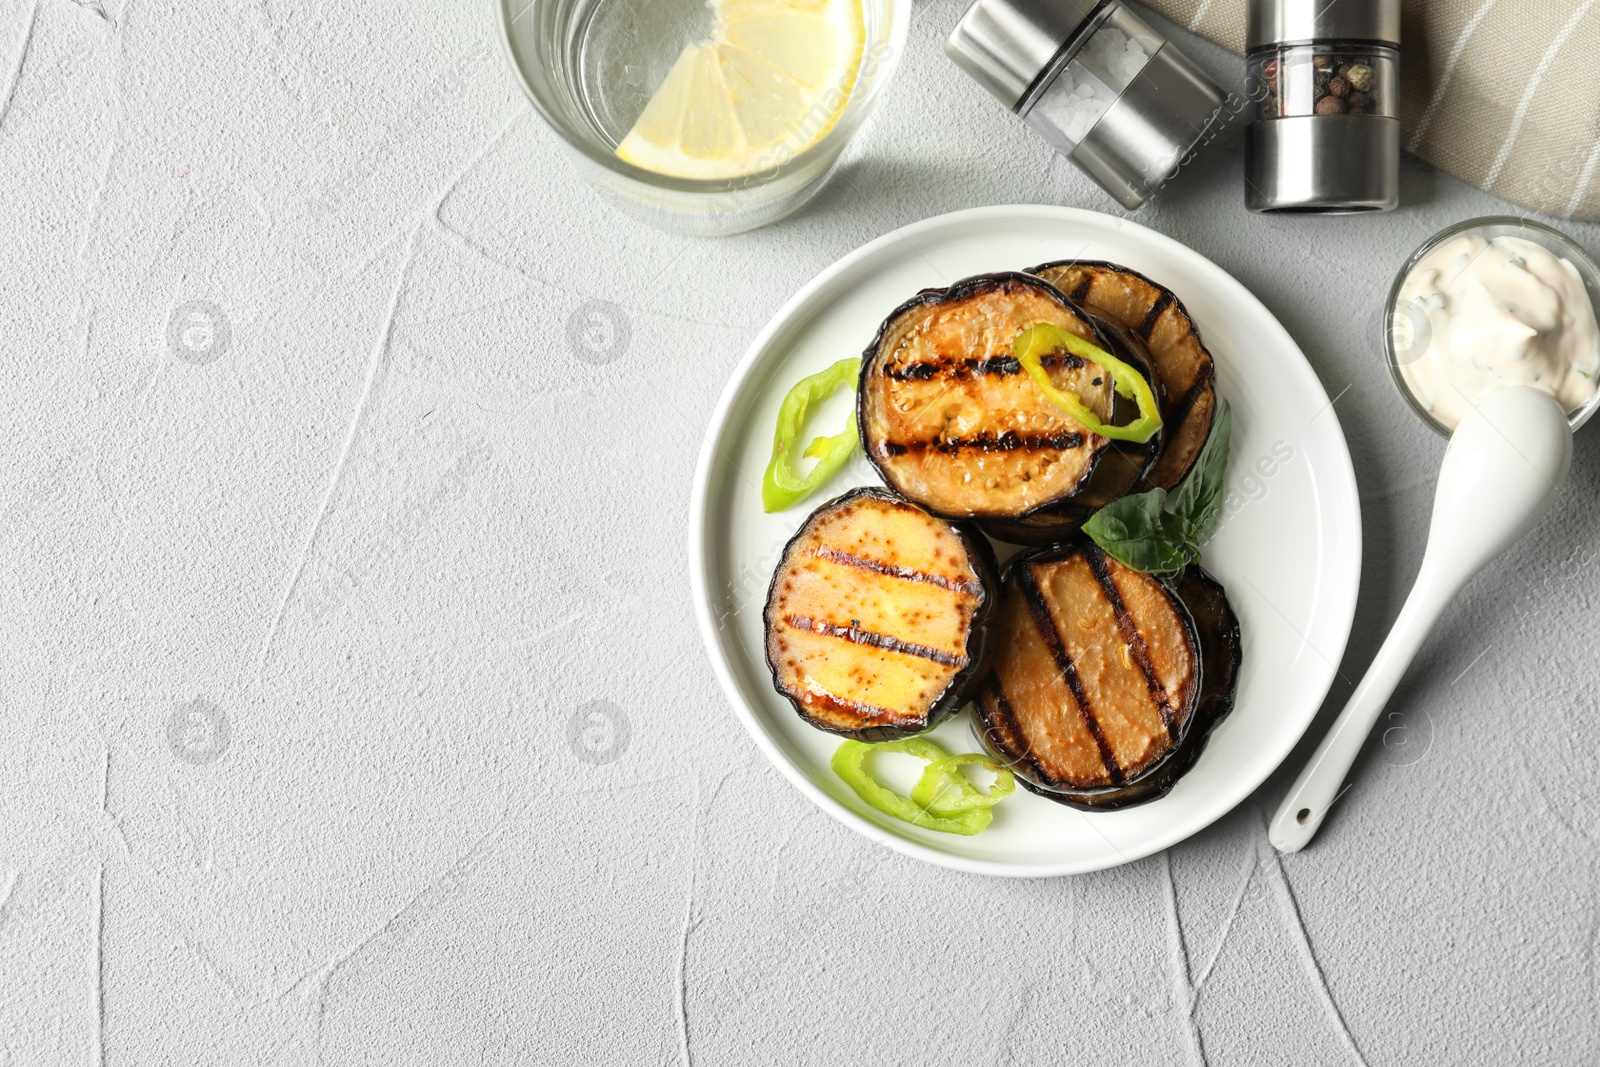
1144,0,1600,220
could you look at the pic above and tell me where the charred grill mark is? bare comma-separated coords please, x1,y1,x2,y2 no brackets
883,353,1086,382
1084,548,1180,740
1166,360,1215,429
879,431,1085,457
802,689,922,728
1068,274,1095,302
889,361,937,381
1138,292,1174,339
986,682,1053,783
811,545,985,597
783,615,969,669
1016,566,1122,785
978,356,1022,375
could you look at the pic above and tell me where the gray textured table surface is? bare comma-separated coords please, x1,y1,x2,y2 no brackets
2,0,1597,1064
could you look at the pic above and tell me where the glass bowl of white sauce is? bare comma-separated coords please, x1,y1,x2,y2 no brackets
1383,216,1600,436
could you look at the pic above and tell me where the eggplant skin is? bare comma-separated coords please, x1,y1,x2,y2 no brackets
857,273,1120,522
763,486,1000,741
979,555,1241,812
975,312,1165,546
975,543,1204,798
1027,260,1217,493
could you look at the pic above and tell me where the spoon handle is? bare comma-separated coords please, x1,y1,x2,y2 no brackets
1268,565,1459,853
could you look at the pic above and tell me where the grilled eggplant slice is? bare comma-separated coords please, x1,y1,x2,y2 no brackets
972,550,1235,809
1029,260,1217,492
975,543,1203,799
764,487,999,740
976,314,1165,545
858,273,1122,521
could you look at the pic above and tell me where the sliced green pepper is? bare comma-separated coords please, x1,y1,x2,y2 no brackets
762,357,862,513
912,753,1015,816
830,738,1009,836
1013,323,1163,444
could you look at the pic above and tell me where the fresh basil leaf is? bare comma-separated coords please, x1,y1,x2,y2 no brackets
1083,489,1191,574
1100,528,1190,575
1083,400,1233,575
1086,487,1167,544
1168,399,1233,546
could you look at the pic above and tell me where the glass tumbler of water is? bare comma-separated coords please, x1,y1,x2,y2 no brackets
499,0,910,235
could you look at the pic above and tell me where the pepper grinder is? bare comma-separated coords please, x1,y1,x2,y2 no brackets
1245,0,1401,212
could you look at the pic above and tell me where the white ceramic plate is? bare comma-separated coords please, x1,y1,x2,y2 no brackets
689,205,1361,877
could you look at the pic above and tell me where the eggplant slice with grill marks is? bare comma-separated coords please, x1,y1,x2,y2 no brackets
858,273,1126,522
1029,260,1217,493
764,487,999,741
976,543,1229,809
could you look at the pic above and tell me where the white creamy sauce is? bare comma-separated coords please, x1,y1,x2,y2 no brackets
1395,234,1600,430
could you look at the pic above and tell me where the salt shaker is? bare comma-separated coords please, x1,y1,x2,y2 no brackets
1245,0,1400,212
946,0,1226,210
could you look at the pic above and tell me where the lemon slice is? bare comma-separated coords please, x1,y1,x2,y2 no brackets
615,0,866,181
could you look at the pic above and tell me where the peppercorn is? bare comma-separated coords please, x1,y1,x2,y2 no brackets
1314,95,1347,115
1345,63,1374,92
1347,90,1370,112
1328,75,1349,98
1313,55,1331,69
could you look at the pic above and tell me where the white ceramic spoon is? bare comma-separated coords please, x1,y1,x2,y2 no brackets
1269,386,1573,853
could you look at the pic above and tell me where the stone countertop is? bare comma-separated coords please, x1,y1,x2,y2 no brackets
1,0,1595,1063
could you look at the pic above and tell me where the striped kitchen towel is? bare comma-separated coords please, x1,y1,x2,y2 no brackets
1145,0,1600,220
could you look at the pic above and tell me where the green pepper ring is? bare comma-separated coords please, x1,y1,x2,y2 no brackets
761,356,863,513
831,738,1014,836
1013,323,1164,444
912,753,1016,816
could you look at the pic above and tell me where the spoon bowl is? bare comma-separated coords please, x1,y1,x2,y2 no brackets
1422,386,1575,579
